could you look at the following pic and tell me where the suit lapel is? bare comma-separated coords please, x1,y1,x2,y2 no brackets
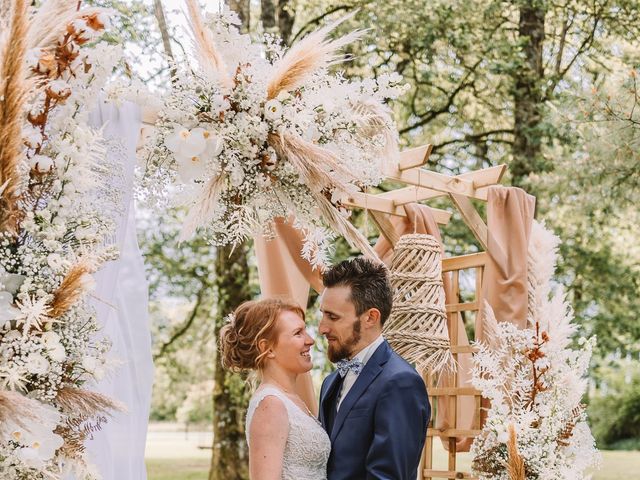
330,341,391,442
319,371,342,428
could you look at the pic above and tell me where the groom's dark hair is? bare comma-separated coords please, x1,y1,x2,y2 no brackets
322,257,393,326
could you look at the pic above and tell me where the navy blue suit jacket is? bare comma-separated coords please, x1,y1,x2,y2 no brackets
319,340,430,480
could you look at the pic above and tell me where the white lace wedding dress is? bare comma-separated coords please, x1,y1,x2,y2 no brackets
246,386,331,480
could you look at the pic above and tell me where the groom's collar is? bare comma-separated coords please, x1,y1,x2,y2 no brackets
350,334,384,366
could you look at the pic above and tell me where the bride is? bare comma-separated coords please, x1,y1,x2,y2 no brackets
220,299,331,479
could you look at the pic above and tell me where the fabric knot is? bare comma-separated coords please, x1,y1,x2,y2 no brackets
335,358,364,378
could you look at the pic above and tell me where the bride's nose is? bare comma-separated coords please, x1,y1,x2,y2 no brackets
304,331,314,346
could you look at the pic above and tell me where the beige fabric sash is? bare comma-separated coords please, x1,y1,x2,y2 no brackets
254,217,323,415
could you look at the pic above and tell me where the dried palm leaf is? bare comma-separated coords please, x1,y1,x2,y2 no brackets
0,0,28,234
49,262,92,318
267,12,363,100
179,172,226,241
0,389,42,431
350,98,399,169
269,131,354,191
184,0,230,86
56,386,125,418
315,193,378,260
26,1,103,52
507,424,526,480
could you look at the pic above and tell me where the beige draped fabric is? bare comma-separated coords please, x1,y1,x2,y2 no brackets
254,218,323,415
372,203,476,451
479,186,536,338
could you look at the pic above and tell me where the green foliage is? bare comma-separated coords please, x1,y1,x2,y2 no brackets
589,358,640,448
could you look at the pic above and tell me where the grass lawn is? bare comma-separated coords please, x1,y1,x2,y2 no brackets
146,450,640,480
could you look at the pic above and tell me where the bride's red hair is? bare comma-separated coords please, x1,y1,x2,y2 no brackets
220,298,305,372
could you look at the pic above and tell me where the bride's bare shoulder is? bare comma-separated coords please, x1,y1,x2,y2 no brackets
249,393,289,439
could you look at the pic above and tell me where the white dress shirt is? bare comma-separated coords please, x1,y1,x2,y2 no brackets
336,335,385,410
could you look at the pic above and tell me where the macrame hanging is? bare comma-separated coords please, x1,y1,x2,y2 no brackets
384,234,454,374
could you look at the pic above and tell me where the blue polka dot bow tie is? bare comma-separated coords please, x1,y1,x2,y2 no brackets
335,358,364,378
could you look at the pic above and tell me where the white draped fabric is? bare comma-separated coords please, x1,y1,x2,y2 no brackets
76,101,153,479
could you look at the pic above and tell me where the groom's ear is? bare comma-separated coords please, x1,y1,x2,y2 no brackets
364,308,382,328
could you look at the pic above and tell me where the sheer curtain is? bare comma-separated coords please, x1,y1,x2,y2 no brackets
80,100,154,479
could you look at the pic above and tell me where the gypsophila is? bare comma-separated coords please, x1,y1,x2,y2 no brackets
141,5,409,268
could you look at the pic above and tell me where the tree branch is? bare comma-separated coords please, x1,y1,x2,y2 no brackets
154,284,208,361
289,5,352,44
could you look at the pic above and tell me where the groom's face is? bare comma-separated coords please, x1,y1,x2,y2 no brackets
319,285,364,362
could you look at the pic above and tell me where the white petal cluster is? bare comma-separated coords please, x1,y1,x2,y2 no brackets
142,12,407,267
1,5,131,479
470,223,600,479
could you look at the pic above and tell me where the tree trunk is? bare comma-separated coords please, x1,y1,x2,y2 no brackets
277,0,295,45
229,0,251,33
208,243,252,480
512,2,546,188
261,0,276,31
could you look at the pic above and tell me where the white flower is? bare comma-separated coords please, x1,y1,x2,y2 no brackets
15,296,51,333
0,365,27,391
47,79,71,97
0,266,25,294
177,155,207,183
211,94,231,114
46,253,64,271
203,130,224,158
25,353,50,375
23,126,43,148
0,292,20,322
165,127,207,158
40,331,61,346
28,154,55,172
264,99,283,121
48,343,66,362
11,415,64,468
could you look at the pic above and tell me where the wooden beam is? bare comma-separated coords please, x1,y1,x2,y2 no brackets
449,193,489,251
379,165,507,204
370,211,399,247
398,144,433,171
385,166,484,199
342,192,452,224
442,252,487,271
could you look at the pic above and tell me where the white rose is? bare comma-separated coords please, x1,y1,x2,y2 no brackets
25,353,50,375
48,344,66,362
46,253,64,271
264,99,283,121
40,331,61,346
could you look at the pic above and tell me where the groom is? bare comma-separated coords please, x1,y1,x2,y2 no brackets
319,257,430,480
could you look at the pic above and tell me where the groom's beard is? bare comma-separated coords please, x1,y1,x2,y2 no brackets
327,319,362,363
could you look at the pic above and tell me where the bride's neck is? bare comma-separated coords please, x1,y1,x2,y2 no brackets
260,364,297,393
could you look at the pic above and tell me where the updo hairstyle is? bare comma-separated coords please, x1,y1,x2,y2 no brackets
219,298,305,372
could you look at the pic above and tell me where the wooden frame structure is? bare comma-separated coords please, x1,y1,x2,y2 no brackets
346,144,505,479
